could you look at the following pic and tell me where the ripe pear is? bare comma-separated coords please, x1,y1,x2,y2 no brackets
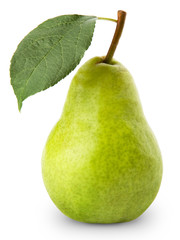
42,56,162,223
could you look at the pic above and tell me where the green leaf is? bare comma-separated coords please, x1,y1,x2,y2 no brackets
10,14,97,110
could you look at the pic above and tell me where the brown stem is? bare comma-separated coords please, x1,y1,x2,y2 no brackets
103,10,126,64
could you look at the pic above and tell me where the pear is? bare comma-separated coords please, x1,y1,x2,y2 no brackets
42,56,162,223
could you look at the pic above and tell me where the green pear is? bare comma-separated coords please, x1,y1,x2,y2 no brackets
42,56,163,223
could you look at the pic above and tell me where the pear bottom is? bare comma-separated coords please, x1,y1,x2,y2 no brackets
42,57,163,223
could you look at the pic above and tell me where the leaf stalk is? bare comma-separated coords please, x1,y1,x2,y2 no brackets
97,17,117,23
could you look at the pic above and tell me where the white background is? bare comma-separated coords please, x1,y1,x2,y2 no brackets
1,0,180,239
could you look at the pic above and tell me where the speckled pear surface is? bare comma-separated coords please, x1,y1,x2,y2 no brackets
42,57,162,223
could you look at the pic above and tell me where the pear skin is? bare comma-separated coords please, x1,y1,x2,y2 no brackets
42,57,163,223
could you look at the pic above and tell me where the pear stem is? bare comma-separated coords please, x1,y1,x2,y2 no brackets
103,10,126,64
